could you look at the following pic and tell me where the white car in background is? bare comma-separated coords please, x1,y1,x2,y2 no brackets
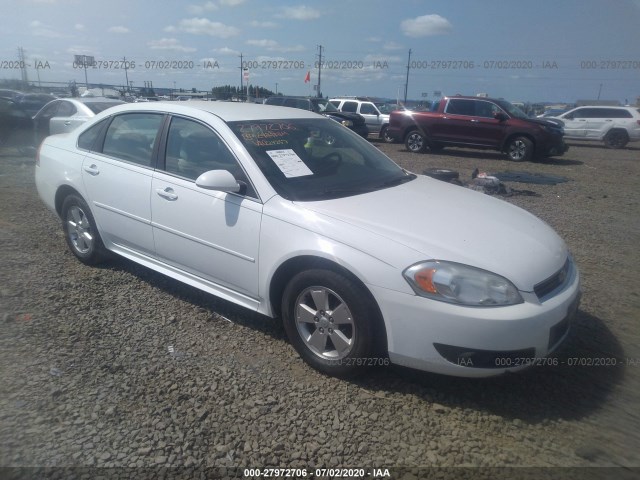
330,97,396,142
35,101,580,378
549,106,640,148
33,97,124,144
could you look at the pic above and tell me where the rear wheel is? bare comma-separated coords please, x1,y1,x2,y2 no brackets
282,269,382,377
505,136,533,162
405,130,427,153
603,129,629,149
61,194,107,265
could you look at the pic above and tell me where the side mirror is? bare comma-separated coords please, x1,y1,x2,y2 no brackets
195,169,241,193
493,112,508,122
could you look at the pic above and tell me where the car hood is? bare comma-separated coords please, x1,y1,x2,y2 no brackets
292,176,567,291
524,117,564,129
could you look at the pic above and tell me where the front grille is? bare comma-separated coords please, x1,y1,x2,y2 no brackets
534,258,571,300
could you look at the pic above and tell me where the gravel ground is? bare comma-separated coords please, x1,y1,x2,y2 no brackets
0,139,639,477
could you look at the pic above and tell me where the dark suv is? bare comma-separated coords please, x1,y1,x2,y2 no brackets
264,96,369,138
388,95,568,161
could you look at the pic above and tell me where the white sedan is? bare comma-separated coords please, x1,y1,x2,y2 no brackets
35,102,580,377
33,97,124,144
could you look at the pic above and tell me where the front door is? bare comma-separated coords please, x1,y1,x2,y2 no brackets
150,115,262,302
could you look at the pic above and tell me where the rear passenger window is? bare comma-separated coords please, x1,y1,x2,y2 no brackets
360,103,377,115
602,108,632,118
445,99,475,116
342,102,358,113
102,113,163,167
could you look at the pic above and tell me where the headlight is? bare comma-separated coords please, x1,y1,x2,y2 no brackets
341,120,353,127
403,260,523,306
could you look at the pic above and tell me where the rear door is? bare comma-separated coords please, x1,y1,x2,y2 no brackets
585,108,631,139
49,100,81,134
81,112,164,256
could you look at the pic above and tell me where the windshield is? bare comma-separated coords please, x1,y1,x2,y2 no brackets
228,118,413,201
311,99,340,113
495,99,529,119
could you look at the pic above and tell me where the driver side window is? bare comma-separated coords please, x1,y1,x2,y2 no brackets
164,117,256,197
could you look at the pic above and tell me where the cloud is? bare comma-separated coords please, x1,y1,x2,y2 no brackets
29,20,64,38
174,17,240,37
219,0,246,5
249,20,277,28
147,38,197,52
74,24,85,31
187,1,218,14
108,26,130,33
383,41,404,51
276,6,321,20
400,14,452,37
212,46,240,55
246,39,305,53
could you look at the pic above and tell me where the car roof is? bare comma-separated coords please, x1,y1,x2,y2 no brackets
100,100,322,122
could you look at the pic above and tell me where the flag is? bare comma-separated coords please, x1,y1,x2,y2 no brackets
304,71,310,83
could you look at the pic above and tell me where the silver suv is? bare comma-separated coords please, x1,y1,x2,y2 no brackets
330,97,396,142
550,106,640,148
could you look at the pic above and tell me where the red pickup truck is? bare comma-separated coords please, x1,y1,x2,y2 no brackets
387,95,568,161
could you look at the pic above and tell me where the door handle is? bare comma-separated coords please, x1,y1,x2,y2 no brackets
64,121,72,126
83,164,99,176
156,187,178,201
470,119,479,122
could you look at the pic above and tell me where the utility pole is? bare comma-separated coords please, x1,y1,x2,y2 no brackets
316,45,323,98
239,53,243,99
404,48,412,104
123,57,130,93
18,47,29,88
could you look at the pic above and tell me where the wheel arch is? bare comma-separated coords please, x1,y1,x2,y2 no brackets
502,132,537,153
268,254,388,352
54,184,85,217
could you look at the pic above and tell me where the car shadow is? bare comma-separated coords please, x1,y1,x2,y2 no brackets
99,257,624,424
349,308,626,424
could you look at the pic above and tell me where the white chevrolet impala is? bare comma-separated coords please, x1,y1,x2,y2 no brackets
35,102,580,377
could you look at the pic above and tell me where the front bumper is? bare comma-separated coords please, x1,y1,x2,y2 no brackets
368,265,580,377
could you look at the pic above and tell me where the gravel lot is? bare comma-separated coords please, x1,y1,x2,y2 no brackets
1,138,639,477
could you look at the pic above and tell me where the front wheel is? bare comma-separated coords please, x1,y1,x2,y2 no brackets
505,136,533,162
282,269,382,377
61,194,107,265
405,130,427,153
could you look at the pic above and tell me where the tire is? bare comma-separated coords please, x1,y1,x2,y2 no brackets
423,168,459,182
381,126,394,143
603,130,629,149
505,136,533,162
61,194,107,265
405,130,427,153
281,269,382,377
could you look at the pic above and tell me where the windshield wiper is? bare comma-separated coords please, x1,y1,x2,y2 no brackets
375,174,416,189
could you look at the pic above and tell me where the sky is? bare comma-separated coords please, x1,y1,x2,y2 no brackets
1,0,639,103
